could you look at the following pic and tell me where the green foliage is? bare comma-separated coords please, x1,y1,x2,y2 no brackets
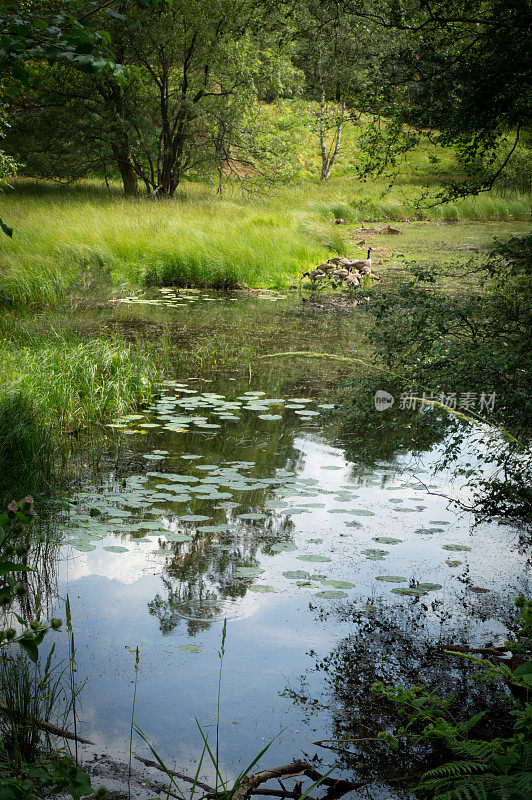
371,596,532,800
0,498,61,662
0,394,52,501
356,233,532,520
0,335,161,500
0,754,99,800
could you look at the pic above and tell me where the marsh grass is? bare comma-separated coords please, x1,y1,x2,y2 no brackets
0,393,53,500
0,648,74,764
0,333,162,501
0,335,160,433
1,174,529,306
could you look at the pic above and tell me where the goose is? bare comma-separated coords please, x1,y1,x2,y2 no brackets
345,272,361,287
349,248,373,273
328,256,352,267
302,268,326,280
317,262,334,272
331,268,349,280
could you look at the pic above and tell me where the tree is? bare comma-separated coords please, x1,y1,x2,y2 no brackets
294,0,374,181
344,0,532,196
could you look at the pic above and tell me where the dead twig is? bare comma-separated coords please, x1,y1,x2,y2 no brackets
0,702,93,744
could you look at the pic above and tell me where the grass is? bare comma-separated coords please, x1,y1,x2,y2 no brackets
0,334,160,432
0,331,163,501
0,156,529,307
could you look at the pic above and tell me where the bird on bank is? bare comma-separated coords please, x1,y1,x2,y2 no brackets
302,268,326,281
328,256,353,268
345,271,361,287
349,248,373,274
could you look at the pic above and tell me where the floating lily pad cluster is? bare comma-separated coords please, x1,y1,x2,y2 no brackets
60,381,470,608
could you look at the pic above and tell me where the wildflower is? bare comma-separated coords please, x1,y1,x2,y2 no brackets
23,496,34,506
7,501,16,513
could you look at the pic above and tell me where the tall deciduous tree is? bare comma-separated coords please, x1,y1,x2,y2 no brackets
344,0,532,196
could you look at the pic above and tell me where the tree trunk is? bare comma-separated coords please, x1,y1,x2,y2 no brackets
112,145,139,196
319,96,345,182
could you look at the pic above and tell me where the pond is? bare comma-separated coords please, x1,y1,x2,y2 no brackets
48,289,529,797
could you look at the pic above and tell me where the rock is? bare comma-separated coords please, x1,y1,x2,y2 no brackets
334,217,347,225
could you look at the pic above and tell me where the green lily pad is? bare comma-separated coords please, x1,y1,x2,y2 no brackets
376,576,407,583
442,544,472,551
470,586,489,593
271,543,297,552
445,560,462,567
391,587,427,597
417,583,442,592
283,570,310,579
72,543,97,552
321,580,356,590
165,533,193,542
258,414,283,421
179,515,211,522
249,585,275,593
315,590,347,599
240,513,268,521
103,545,129,553
297,554,331,563
373,537,402,544
235,566,264,578
362,549,388,558
179,644,202,653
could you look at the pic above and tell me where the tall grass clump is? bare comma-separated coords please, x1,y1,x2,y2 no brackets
0,393,52,501
0,650,72,765
0,334,162,500
1,335,160,433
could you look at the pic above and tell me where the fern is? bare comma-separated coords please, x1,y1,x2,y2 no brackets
421,760,489,781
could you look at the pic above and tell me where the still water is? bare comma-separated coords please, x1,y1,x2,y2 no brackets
49,291,529,796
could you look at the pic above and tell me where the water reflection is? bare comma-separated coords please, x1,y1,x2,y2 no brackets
45,294,529,786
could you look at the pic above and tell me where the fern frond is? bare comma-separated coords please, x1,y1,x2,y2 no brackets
447,738,497,761
421,760,489,782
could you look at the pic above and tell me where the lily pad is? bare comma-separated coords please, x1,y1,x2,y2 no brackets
321,579,356,590
179,515,211,522
417,583,442,592
103,545,129,553
297,554,331,563
283,570,310,579
249,585,275,593
315,590,347,599
258,414,283,421
179,644,202,653
271,542,297,552
235,566,264,578
445,560,462,567
239,513,268,521
391,587,427,597
376,576,407,583
442,544,472,552
373,537,402,544
72,543,97,552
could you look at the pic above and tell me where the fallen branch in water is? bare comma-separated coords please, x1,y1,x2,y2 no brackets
0,702,93,744
136,756,365,800
258,351,383,371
